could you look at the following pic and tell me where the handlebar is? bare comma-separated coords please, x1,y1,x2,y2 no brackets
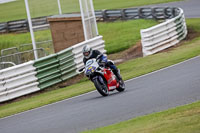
78,67,85,73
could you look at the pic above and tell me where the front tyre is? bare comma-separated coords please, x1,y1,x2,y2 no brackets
93,76,109,96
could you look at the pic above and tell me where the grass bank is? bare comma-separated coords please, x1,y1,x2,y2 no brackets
0,0,182,22
98,19,157,54
0,18,199,118
83,101,200,133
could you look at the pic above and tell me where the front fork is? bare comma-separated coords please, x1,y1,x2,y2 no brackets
92,75,104,85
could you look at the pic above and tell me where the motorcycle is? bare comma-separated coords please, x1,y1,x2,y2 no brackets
79,58,125,96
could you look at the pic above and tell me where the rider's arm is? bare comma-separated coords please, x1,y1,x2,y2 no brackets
83,58,87,65
94,50,107,65
93,50,102,56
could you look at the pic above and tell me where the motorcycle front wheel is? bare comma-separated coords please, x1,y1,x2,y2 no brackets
93,76,109,96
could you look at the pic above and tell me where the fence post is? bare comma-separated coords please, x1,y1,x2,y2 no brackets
121,9,126,20
164,7,172,19
102,9,108,21
138,8,144,19
172,7,178,18
151,8,157,20
26,20,29,32
6,22,9,33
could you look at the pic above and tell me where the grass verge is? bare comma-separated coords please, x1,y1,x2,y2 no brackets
99,19,157,54
0,0,182,22
82,101,200,133
0,18,200,118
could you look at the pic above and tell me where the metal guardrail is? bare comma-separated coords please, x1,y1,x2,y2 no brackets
0,17,49,34
33,47,77,90
34,54,62,89
0,7,179,34
140,8,187,56
57,48,77,81
0,61,39,102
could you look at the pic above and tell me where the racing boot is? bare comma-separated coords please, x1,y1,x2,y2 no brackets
113,69,122,82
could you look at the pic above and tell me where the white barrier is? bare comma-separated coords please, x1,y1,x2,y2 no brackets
0,61,40,102
140,8,187,56
0,36,106,102
0,61,36,80
72,35,106,70
6,82,39,101
0,81,6,92
5,72,38,91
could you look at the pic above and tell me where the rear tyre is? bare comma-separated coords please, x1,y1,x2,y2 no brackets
116,80,125,92
93,76,109,96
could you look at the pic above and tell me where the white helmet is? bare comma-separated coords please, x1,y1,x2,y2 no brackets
82,45,93,59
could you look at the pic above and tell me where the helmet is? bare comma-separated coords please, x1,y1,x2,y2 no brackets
82,45,92,59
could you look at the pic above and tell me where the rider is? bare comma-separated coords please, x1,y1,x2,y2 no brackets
82,45,122,81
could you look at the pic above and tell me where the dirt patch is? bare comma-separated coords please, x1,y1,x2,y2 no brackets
185,28,200,40
108,41,143,64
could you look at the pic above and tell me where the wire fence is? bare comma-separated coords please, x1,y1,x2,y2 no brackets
0,40,54,70
0,48,46,70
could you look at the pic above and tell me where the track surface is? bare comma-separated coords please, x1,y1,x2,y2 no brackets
143,0,200,18
0,56,200,133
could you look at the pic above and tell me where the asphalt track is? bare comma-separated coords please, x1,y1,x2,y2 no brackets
143,0,200,18
1,56,200,133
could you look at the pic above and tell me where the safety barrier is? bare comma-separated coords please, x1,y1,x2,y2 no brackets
34,54,62,90
0,61,39,102
57,48,78,81
31,36,105,90
140,8,187,56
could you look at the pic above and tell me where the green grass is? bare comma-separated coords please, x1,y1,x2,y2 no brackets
186,18,200,33
0,18,200,118
83,101,200,133
0,30,53,56
0,0,182,22
0,19,157,55
98,19,157,54
0,30,51,50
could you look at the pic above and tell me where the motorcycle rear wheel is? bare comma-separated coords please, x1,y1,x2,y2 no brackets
94,76,109,96
116,80,125,92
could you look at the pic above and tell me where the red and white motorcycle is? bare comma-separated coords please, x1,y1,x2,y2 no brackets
80,58,125,96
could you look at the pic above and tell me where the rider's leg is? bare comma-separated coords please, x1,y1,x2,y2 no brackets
107,62,122,81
